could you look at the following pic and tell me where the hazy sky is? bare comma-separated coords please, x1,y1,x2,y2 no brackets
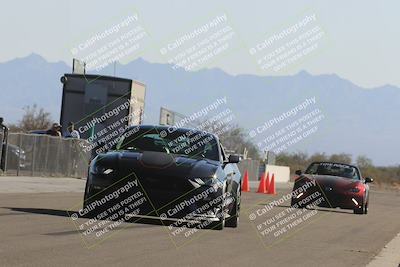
1,0,399,88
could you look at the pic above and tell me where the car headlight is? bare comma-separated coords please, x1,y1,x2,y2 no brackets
90,164,113,175
189,175,221,187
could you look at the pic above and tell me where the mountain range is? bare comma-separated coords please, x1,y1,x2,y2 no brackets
0,53,399,166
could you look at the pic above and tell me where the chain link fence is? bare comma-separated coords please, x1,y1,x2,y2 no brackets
3,133,90,178
1,132,276,180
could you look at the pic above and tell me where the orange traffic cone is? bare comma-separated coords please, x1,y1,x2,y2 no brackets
264,172,270,192
257,173,267,193
242,170,250,192
268,173,276,195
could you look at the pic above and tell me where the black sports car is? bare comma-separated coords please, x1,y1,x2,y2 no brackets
83,125,242,230
291,162,373,214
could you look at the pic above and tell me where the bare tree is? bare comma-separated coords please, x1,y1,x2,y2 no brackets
356,155,373,169
328,153,352,164
9,104,52,132
199,121,260,159
217,126,260,159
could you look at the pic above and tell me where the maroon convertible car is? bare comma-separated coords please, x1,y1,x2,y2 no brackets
291,162,373,214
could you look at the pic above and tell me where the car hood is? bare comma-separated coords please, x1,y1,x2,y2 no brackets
302,174,362,190
94,150,220,178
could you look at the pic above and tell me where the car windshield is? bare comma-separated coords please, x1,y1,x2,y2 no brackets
115,127,220,161
305,162,360,180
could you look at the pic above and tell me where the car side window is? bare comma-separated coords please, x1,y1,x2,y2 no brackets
306,163,318,174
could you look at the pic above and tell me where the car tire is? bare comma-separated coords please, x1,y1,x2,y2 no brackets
83,197,100,219
291,198,304,209
364,202,368,214
83,186,104,219
209,209,225,230
225,186,241,228
209,191,226,230
82,184,95,218
353,204,365,215
83,202,97,218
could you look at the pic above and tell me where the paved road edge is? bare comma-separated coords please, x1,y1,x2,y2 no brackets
367,232,400,267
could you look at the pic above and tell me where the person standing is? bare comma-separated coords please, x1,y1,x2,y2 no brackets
46,123,62,137
65,122,80,139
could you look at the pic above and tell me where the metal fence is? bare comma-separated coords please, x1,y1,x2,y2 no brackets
3,133,90,178
1,132,275,180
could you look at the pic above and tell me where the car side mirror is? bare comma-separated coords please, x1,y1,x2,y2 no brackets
228,154,240,163
295,170,302,176
365,177,373,183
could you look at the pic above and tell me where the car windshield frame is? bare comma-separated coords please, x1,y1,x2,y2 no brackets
115,127,220,161
305,162,361,180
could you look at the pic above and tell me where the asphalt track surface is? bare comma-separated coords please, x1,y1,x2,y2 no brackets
0,178,400,267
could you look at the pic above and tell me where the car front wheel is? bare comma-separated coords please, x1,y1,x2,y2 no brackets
209,207,225,230
225,186,241,228
353,203,365,215
364,201,368,214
